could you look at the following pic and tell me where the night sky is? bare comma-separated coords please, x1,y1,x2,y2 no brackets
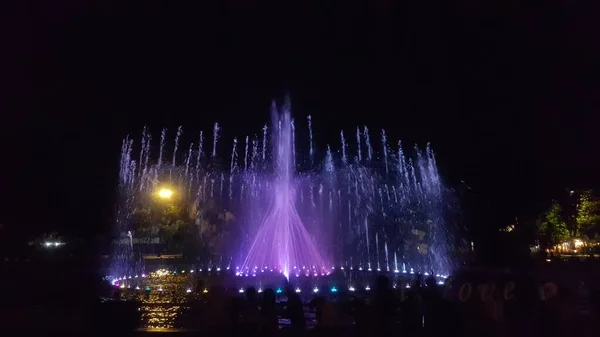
2,1,598,242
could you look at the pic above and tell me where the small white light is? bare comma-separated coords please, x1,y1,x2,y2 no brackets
313,287,319,293
239,288,245,293
365,286,371,291
295,287,301,293
186,288,192,293
349,286,356,292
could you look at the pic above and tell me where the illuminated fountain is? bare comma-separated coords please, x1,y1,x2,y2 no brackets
111,99,457,281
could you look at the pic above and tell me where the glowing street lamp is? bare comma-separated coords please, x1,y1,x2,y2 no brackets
157,188,174,199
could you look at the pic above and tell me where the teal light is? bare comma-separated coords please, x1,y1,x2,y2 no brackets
330,286,338,293
276,288,283,294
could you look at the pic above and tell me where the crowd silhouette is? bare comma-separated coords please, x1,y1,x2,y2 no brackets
185,274,460,337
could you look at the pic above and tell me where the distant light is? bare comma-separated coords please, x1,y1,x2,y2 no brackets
257,288,263,293
186,288,192,293
43,241,64,248
135,286,140,290
394,269,399,273
216,267,221,271
276,288,283,294
365,286,371,291
239,288,245,293
313,287,319,293
295,287,301,293
438,281,444,285
157,188,174,199
330,286,338,293
348,286,356,292
158,287,163,292
145,286,150,291
202,288,208,293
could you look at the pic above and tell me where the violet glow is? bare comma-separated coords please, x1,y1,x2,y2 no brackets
241,109,329,277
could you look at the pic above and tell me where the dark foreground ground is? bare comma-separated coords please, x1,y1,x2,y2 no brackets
1,248,600,336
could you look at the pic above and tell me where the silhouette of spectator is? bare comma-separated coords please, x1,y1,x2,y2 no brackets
240,287,261,336
403,275,424,336
351,295,369,337
260,288,279,336
372,275,397,336
202,286,230,331
285,286,306,331
422,276,445,337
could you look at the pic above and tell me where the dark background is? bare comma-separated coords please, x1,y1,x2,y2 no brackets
1,1,598,244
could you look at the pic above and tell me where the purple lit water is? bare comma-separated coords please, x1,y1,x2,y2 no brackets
241,109,329,277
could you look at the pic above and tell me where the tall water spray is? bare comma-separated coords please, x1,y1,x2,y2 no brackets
241,107,328,277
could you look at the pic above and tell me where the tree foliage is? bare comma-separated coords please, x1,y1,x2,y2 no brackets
576,190,600,239
537,201,570,248
195,200,236,259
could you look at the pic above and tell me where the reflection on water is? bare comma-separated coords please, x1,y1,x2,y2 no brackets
115,270,199,330
113,269,319,330
140,305,185,330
